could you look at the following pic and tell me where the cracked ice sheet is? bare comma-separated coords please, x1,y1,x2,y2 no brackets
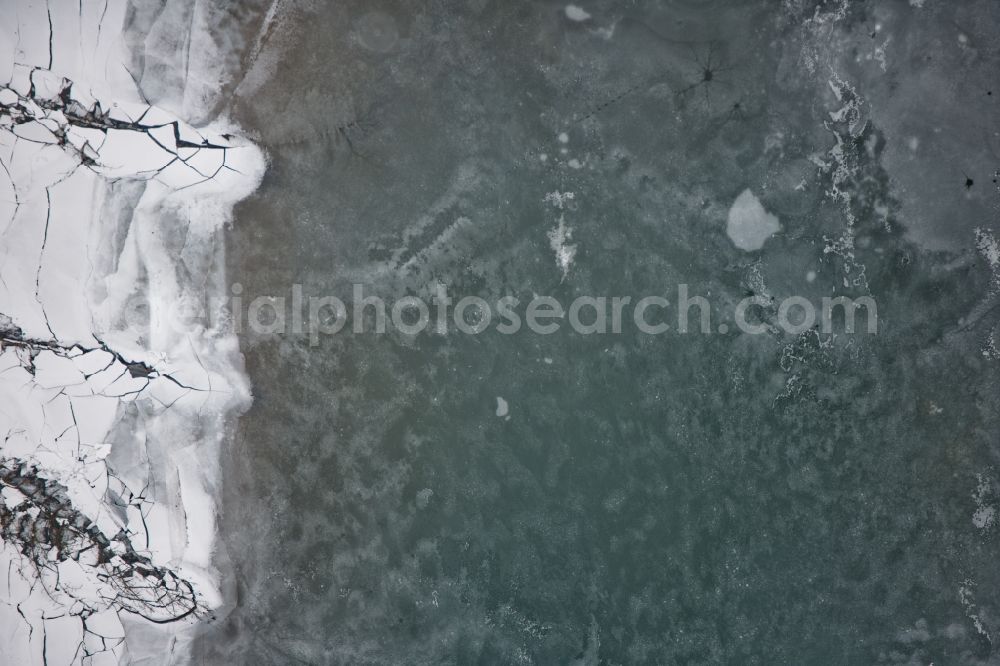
0,1,265,664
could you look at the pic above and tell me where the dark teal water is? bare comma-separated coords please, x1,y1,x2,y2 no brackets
195,1,1000,663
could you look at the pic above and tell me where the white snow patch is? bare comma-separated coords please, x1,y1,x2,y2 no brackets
545,191,577,280
976,228,1000,293
972,474,996,529
495,396,509,417
548,218,577,280
973,505,995,530
565,5,592,22
959,580,991,642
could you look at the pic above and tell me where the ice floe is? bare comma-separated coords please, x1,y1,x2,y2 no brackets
725,188,780,252
0,2,264,664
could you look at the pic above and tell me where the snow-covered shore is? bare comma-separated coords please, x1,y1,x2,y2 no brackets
0,2,264,663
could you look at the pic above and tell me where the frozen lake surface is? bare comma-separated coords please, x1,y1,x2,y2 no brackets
3,0,1000,664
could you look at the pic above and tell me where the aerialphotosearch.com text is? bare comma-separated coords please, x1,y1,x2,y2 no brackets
212,283,879,345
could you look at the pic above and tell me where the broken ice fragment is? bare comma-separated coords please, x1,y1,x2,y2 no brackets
726,188,780,252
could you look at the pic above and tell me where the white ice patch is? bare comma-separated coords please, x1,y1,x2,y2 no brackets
972,474,996,529
548,218,577,280
545,191,578,280
565,5,592,22
972,505,995,530
959,580,992,642
726,189,780,251
976,227,1000,293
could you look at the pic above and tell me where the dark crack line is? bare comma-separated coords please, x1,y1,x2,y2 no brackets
45,1,53,71
1,459,205,624
0,322,210,395
2,73,234,200
33,188,56,340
